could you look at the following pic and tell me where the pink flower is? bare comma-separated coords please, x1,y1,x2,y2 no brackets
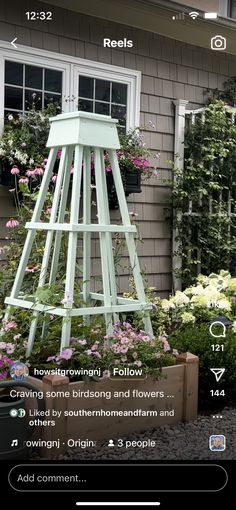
153,169,158,176
93,351,101,358
105,166,112,173
46,207,52,215
133,158,143,168
59,348,74,360
0,342,6,349
132,351,138,359
78,339,87,346
86,349,92,355
47,355,56,362
172,349,179,357
34,167,44,176
57,149,62,158
0,371,8,379
19,177,29,185
162,340,171,352
70,166,74,174
6,343,15,354
91,344,98,351
6,218,19,228
13,334,21,341
3,321,17,331
143,159,149,167
155,352,162,359
25,265,38,273
11,166,20,175
26,169,36,177
51,175,57,183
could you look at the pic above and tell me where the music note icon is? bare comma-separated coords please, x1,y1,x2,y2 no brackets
11,439,18,447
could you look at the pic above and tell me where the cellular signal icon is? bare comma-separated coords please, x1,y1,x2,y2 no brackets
189,11,200,19
172,12,185,20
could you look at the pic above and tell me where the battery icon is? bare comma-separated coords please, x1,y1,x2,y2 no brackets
204,12,218,19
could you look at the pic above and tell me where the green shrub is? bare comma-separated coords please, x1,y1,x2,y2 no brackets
169,323,236,408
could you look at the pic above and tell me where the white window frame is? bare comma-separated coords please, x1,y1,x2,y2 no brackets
0,41,141,135
72,62,140,129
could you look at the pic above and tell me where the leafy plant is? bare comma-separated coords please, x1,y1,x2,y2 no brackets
173,100,236,286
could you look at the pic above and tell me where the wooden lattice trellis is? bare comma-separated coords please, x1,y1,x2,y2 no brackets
173,99,236,291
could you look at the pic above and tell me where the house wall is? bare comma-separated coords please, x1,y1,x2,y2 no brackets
231,0,236,17
0,0,236,296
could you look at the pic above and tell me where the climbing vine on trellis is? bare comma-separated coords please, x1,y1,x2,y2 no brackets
173,100,236,287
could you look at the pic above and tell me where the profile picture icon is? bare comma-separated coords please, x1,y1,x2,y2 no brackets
10,362,29,381
209,434,226,452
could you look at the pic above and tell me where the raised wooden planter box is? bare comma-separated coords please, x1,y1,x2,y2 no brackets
25,352,199,458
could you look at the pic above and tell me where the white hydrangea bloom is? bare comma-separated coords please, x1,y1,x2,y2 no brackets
181,312,196,324
172,291,189,307
161,299,175,312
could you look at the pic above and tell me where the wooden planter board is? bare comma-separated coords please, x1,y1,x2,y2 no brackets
25,352,198,459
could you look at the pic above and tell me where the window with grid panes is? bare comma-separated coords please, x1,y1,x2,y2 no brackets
78,76,127,130
4,61,62,120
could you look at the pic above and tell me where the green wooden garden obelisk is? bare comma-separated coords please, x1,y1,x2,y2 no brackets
4,111,153,355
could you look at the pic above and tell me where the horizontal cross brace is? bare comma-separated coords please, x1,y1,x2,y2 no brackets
83,292,139,305
5,297,152,316
25,222,136,233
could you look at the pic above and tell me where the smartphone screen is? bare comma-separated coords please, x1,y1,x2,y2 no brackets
0,0,235,507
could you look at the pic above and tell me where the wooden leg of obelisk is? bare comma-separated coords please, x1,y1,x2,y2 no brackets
108,149,153,335
3,148,57,330
99,149,118,323
60,144,83,351
40,145,74,339
27,147,69,357
82,146,91,325
49,145,74,286
94,148,113,333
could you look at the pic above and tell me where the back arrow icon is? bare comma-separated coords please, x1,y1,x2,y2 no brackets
11,38,18,49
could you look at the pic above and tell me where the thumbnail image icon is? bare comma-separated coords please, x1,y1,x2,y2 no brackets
209,434,226,451
10,361,29,381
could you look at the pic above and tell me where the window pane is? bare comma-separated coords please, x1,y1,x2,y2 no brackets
25,65,42,89
78,99,93,112
79,76,93,99
5,61,23,86
95,79,110,102
25,90,42,110
95,102,109,115
45,69,62,93
111,104,126,126
44,93,61,110
5,86,23,110
112,82,127,104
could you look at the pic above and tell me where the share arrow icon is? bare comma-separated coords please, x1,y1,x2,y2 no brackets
210,368,225,382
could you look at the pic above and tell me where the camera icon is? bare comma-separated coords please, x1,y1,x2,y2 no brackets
211,35,226,51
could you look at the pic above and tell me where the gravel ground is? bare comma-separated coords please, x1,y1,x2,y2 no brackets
59,407,236,461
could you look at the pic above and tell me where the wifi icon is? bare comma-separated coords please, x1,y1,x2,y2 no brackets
189,11,200,19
